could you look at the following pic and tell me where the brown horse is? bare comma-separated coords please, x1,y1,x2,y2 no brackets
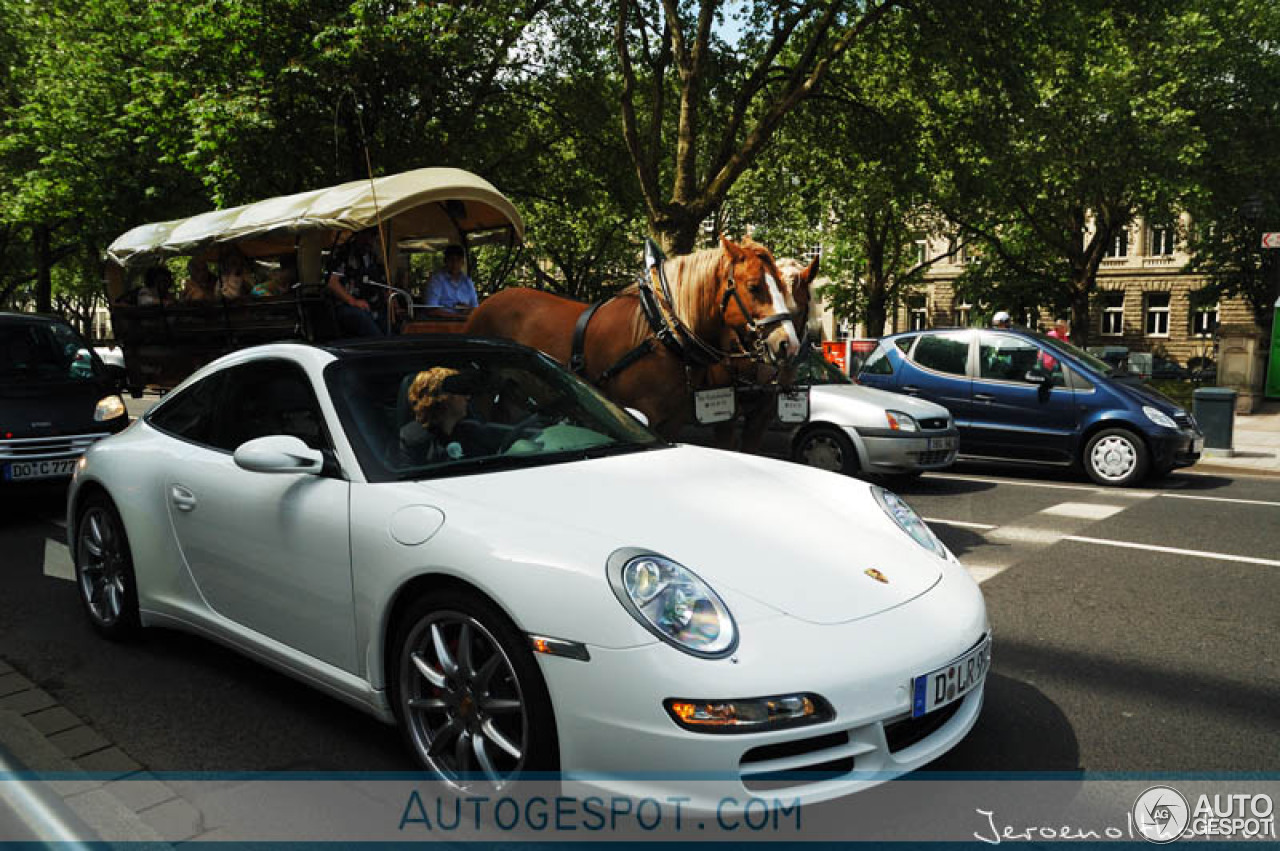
467,236,803,439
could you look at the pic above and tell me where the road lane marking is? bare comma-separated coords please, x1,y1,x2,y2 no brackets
1063,535,1280,567
985,526,1064,543
43,539,74,581
1039,502,1127,520
928,472,1158,497
924,517,997,530
1159,493,1280,508
965,565,1004,584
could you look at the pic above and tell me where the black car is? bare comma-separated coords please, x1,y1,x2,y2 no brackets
0,312,130,485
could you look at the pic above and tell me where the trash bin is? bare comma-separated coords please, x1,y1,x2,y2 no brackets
1193,387,1237,450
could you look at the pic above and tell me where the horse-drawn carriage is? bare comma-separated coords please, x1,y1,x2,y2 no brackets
104,167,524,393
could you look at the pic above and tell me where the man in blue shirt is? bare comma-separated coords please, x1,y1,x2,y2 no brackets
422,245,478,316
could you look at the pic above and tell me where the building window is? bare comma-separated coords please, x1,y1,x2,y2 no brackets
1101,292,1125,336
913,240,927,267
1104,229,1129,258
1149,223,1176,256
955,302,972,327
907,295,928,331
1190,292,1219,337
1145,292,1170,336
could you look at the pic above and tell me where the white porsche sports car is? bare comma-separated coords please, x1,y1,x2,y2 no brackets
67,337,989,808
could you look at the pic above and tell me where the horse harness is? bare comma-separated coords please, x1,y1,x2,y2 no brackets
569,249,795,386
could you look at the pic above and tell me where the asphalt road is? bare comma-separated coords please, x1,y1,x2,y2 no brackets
1,455,1277,777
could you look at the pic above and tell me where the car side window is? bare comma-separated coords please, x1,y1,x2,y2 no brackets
911,332,970,376
211,360,330,453
894,336,916,355
147,373,225,447
860,345,894,375
977,333,1064,385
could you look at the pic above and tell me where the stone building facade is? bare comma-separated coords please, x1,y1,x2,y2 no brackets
811,217,1260,373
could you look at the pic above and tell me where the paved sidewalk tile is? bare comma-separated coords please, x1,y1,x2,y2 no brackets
0,671,34,697
105,775,178,814
0,686,56,715
47,725,111,759
137,797,204,842
76,746,143,778
23,705,81,736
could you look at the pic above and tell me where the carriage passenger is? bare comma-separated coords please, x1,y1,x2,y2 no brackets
117,265,174,306
326,228,389,336
180,258,218,302
218,246,255,300
421,245,477,316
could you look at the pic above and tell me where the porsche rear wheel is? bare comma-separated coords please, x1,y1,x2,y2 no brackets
391,589,558,789
74,494,141,639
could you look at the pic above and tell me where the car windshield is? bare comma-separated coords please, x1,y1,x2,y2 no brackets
0,321,102,384
1029,331,1119,376
796,349,853,385
325,347,667,482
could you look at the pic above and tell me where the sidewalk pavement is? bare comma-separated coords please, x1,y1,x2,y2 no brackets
1191,400,1280,477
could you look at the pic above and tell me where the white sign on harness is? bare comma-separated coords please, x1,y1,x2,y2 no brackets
777,389,810,423
694,387,736,424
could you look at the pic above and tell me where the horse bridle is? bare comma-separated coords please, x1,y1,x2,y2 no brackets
717,261,798,366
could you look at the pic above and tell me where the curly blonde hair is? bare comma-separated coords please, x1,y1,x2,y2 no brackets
407,367,461,426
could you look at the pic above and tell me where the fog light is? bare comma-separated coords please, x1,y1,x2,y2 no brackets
664,693,833,734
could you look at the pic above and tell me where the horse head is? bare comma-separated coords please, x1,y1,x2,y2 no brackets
717,235,801,365
774,254,821,344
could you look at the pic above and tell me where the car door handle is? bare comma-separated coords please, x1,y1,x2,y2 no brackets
902,385,921,395
170,485,197,512
973,393,996,403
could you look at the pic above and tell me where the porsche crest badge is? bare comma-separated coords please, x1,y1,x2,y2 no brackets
864,568,889,584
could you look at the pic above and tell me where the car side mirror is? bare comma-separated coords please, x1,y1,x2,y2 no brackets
234,435,324,475
625,407,650,427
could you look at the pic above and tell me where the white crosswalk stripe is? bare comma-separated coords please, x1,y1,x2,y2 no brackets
43,538,74,582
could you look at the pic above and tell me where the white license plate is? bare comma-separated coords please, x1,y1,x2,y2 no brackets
1191,437,1204,453
694,387,736,425
928,436,957,450
911,636,991,718
777,389,809,423
4,459,77,481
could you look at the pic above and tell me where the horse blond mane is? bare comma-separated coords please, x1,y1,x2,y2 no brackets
622,245,727,344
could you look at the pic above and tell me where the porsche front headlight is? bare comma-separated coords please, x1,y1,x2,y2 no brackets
94,395,127,422
608,551,737,657
872,485,951,560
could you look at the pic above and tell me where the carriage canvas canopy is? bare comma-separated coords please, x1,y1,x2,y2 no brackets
105,167,525,267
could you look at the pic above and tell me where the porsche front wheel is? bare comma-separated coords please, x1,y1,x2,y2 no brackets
74,494,141,639
391,589,558,788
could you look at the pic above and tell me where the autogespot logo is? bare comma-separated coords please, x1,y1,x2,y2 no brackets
1134,786,1190,844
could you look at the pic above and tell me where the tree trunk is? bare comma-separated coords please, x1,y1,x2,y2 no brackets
34,224,52,314
863,279,888,338
650,213,702,256
1068,283,1091,348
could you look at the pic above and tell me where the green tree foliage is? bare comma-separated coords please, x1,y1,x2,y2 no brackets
910,0,1211,345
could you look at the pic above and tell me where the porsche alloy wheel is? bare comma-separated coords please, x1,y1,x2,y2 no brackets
75,495,140,638
394,592,557,789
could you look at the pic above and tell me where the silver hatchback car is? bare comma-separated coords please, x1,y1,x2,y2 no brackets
685,351,959,478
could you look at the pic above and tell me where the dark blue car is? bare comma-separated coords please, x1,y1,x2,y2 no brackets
856,327,1204,486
